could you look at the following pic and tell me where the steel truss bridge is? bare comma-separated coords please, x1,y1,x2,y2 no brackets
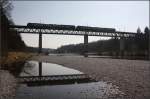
9,23,137,57
9,23,136,38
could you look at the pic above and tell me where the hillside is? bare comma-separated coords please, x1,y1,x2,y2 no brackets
26,46,55,53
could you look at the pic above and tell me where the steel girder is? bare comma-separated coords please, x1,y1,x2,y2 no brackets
9,25,136,38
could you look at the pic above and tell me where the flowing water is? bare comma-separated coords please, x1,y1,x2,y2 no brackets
15,61,125,99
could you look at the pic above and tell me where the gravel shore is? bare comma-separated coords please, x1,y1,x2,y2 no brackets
31,55,150,99
0,70,17,99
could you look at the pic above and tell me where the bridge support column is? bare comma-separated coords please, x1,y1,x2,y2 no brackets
120,37,124,59
84,34,88,57
149,30,150,60
38,30,42,53
131,41,136,59
39,62,42,76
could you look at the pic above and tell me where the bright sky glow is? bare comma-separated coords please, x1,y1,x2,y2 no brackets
12,1,149,49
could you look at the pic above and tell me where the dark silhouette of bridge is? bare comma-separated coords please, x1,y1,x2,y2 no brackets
9,23,137,57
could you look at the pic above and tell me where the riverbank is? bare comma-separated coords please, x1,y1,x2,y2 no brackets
31,55,150,99
0,52,33,99
0,70,17,99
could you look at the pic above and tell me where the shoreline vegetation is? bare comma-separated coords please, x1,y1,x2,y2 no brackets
0,52,33,65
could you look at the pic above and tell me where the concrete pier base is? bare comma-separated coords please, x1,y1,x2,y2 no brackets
84,34,88,57
120,37,124,59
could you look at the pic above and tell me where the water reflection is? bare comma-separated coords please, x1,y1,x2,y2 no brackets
20,61,83,77
39,62,42,76
15,81,125,99
19,61,89,86
16,61,125,99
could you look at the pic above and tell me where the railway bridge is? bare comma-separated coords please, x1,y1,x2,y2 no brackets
9,23,137,57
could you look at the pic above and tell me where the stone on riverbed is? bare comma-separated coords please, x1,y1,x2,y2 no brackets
0,70,17,99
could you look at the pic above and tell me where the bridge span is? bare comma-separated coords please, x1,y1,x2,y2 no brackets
9,23,137,57
9,23,136,37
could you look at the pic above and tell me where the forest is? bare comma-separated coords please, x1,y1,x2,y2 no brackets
56,27,149,59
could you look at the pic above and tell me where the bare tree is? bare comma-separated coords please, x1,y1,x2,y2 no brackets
0,0,13,20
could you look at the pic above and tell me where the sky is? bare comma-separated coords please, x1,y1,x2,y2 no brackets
11,1,149,49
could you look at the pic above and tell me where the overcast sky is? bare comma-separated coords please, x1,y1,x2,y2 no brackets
12,1,149,49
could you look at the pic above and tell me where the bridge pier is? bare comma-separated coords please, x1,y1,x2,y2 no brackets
38,30,42,53
149,30,150,60
120,37,124,59
84,34,88,57
131,41,136,59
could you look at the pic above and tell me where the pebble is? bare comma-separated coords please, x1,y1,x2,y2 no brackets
0,70,17,99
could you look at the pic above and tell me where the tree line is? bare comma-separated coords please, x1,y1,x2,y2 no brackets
55,27,149,59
